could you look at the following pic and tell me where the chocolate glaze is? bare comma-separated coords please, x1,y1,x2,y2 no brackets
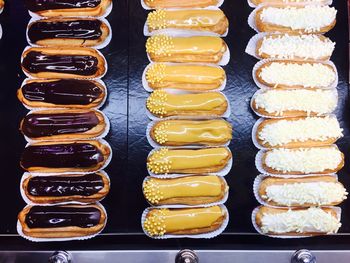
25,206,101,228
27,173,104,197
21,79,103,106
25,0,101,12
22,111,100,138
22,51,99,76
28,19,103,43
21,142,104,169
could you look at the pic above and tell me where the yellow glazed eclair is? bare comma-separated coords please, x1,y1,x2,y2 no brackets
258,176,347,207
143,175,228,206
145,63,226,91
150,119,232,146
146,9,228,35
146,90,228,118
146,35,227,64
255,206,340,236
143,0,220,9
143,205,227,236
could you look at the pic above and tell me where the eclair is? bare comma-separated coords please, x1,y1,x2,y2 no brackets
260,146,344,175
143,0,220,9
255,34,335,60
255,5,337,34
27,18,110,47
22,172,110,205
17,79,106,109
255,116,343,148
251,88,337,118
254,206,341,236
20,109,108,141
0,0,3,10
146,35,227,64
146,9,228,35
255,60,336,89
150,119,232,146
20,140,111,173
145,63,226,91
258,176,347,207
251,0,330,6
147,147,231,175
21,47,106,79
143,175,228,206
24,0,112,17
146,90,228,118
143,205,227,237
18,204,106,239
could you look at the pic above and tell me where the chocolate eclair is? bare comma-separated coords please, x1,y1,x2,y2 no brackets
21,172,110,204
25,0,112,17
20,140,111,173
21,47,106,79
18,79,106,109
27,18,110,48
20,109,108,141
18,203,107,239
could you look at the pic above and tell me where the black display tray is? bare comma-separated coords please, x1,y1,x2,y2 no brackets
0,0,349,250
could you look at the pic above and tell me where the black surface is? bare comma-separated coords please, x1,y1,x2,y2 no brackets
0,0,349,250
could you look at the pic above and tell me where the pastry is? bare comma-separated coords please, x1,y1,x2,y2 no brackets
251,0,330,6
18,204,106,239
260,146,344,175
0,0,4,10
146,90,228,118
145,63,226,91
147,147,231,174
251,88,337,118
143,205,227,236
150,119,232,146
146,35,227,64
22,172,110,205
143,0,220,9
27,18,110,47
255,5,337,34
17,79,106,109
258,176,347,207
254,206,341,236
255,34,335,60
21,47,106,79
20,109,108,141
146,9,228,35
256,116,343,148
24,0,112,17
256,60,336,89
143,175,228,206
20,140,111,173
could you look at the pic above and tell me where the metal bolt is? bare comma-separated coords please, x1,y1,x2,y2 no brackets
291,249,316,263
175,249,199,263
48,251,72,263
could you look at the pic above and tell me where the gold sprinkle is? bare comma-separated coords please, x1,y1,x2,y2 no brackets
146,90,168,117
146,63,166,85
143,178,164,205
153,121,170,144
147,148,171,174
147,10,168,31
144,209,167,236
146,35,174,57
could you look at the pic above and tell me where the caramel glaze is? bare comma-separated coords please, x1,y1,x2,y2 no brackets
25,0,101,12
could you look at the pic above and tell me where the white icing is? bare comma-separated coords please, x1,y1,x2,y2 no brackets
261,207,341,234
259,116,343,146
260,6,337,33
265,147,342,174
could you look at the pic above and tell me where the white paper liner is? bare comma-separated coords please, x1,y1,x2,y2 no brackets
247,0,332,9
141,204,229,239
26,17,112,50
0,24,2,40
142,176,229,208
19,78,108,110
140,0,224,10
146,147,232,178
251,205,341,238
250,88,338,119
142,62,226,93
25,139,113,176
255,144,340,178
252,59,338,90
17,202,107,242
20,170,110,206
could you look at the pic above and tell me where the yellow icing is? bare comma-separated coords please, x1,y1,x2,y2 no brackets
145,0,218,9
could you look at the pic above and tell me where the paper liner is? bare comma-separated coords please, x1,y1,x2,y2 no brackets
247,0,333,8
142,176,229,208
26,17,112,50
252,59,338,90
20,170,110,206
142,62,226,93
251,205,341,238
0,24,2,40
141,204,229,239
17,202,107,242
140,0,224,10
146,147,232,178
